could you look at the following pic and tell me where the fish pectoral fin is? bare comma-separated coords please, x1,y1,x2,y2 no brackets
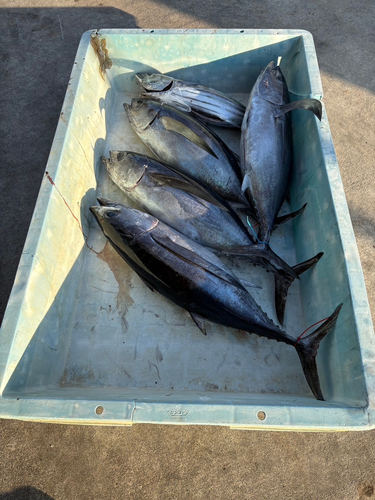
150,233,242,288
240,279,262,289
241,174,252,194
190,313,207,335
160,116,219,159
147,172,229,211
274,203,307,228
109,241,172,291
170,100,192,113
274,99,323,121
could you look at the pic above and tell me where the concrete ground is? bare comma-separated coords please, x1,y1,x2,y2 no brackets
1,0,375,499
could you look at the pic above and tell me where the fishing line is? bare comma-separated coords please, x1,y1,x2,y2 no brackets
294,316,330,347
246,216,268,244
45,171,99,255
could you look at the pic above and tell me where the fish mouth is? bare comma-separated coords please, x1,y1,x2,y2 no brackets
90,205,104,226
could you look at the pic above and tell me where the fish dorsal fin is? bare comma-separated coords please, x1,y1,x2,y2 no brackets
160,116,219,159
140,93,192,113
150,232,243,288
147,172,229,211
274,99,322,121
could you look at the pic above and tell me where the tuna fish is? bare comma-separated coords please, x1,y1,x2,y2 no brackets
135,73,246,128
240,61,322,244
124,98,251,214
90,202,342,401
101,150,322,322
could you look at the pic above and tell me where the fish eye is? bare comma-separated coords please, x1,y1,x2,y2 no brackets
117,152,125,161
105,211,119,218
272,68,283,81
132,99,144,109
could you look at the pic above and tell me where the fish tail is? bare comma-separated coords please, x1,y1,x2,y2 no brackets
294,304,342,400
275,252,324,324
274,203,307,228
256,244,299,280
222,243,299,280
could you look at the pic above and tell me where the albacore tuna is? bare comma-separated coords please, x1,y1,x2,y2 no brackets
101,150,323,321
124,98,251,214
91,202,342,400
240,61,322,244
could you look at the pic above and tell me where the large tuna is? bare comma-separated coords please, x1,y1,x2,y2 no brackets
240,61,322,244
101,150,322,322
90,202,341,401
124,98,251,214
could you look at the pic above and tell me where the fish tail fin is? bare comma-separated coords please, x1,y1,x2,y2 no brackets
274,203,307,228
222,243,299,280
294,304,342,400
275,252,324,324
256,244,299,280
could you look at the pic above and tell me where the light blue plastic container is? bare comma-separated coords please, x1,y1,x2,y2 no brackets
1,29,374,430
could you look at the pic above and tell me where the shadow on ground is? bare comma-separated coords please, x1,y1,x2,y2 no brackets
143,0,375,94
0,7,138,322
0,487,54,500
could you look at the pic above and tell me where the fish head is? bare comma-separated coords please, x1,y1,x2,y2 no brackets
258,61,288,105
91,203,158,244
101,151,148,190
135,73,174,92
124,98,162,131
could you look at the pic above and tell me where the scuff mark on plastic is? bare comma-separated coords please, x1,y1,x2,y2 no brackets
121,368,132,379
90,33,113,80
155,345,163,363
148,361,161,381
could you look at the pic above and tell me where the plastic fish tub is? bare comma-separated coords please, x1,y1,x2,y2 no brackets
1,29,374,430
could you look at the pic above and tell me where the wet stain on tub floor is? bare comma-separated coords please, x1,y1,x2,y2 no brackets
97,241,134,332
